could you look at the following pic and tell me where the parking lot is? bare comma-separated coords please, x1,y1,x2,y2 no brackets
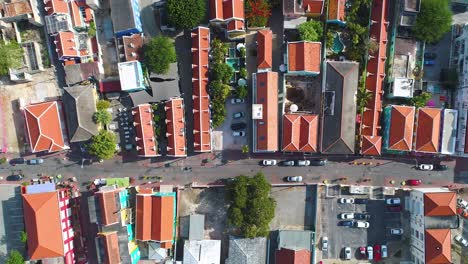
212,99,248,151
0,185,25,262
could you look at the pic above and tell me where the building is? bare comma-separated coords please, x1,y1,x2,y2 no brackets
98,232,121,264
23,101,69,153
252,71,278,153
64,61,103,85
95,188,120,226
165,98,187,157
275,230,315,264
225,237,267,264
327,0,345,24
257,29,272,71
382,105,415,152
62,84,98,143
282,113,318,153
54,31,91,61
191,27,212,152
388,38,417,98
118,61,145,91
321,61,359,154
117,33,143,62
109,0,142,37
209,0,245,39
414,108,442,153
0,0,42,26
183,240,221,264
283,0,324,18
22,188,75,262
408,188,457,264
286,41,321,75
132,104,158,157
440,109,457,155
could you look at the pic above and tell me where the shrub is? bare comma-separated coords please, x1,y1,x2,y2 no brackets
298,20,323,42
239,67,247,79
144,36,176,74
212,62,234,84
167,0,205,29
96,100,111,111
235,85,248,99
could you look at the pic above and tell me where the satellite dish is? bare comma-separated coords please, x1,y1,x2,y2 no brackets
238,78,247,86
290,104,298,112
279,64,287,72
236,43,245,51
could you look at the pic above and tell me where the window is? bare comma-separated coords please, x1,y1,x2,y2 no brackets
420,233,424,241
415,230,419,238
259,136,265,140
259,81,265,87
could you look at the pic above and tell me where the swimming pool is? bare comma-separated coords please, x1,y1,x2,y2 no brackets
226,58,240,71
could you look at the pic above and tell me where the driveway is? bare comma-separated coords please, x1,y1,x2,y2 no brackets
423,32,452,83
0,185,25,262
212,100,248,151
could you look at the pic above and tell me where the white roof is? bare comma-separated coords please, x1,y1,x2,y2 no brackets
183,240,221,264
118,61,144,91
391,77,414,98
252,104,263,119
441,109,458,154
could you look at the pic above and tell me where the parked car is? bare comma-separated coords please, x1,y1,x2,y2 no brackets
310,159,327,166
282,160,295,166
424,52,437,60
262,160,277,166
387,205,402,212
354,213,371,220
433,164,448,171
367,246,374,260
233,112,245,119
390,228,403,235
344,247,351,260
232,131,246,137
339,198,355,204
424,59,435,66
322,236,328,251
454,235,468,247
458,198,468,208
28,158,44,165
231,98,245,104
418,164,433,171
340,213,354,220
9,157,25,165
354,198,369,204
338,220,354,227
381,245,388,258
386,198,401,205
354,221,370,228
285,176,303,182
374,245,382,262
231,122,247,130
359,246,367,259
406,179,422,186
7,174,23,181
296,160,310,166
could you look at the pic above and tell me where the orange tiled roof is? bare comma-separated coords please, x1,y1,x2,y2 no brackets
302,0,324,14
210,0,223,21
425,229,451,264
328,0,345,21
361,135,382,155
223,0,244,20
276,248,311,264
100,232,121,264
2,1,32,17
24,101,67,153
191,27,211,152
45,0,68,16
257,30,273,69
123,34,143,62
136,195,152,241
288,42,321,74
415,108,441,153
388,105,415,151
23,191,64,260
424,192,456,216
165,98,187,157
227,19,244,32
254,72,278,152
133,104,158,157
69,0,83,28
282,113,318,152
55,31,78,58
136,194,174,246
96,190,119,226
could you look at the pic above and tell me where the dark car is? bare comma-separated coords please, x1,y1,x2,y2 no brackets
354,198,369,204
282,160,295,166
9,158,25,165
230,122,247,131
434,164,448,171
338,220,354,227
310,159,327,166
7,174,23,181
354,213,371,220
424,52,437,60
388,205,402,212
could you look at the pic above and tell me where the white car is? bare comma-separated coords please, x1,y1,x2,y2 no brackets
339,198,355,204
418,164,433,171
455,235,468,247
262,160,277,166
285,176,303,182
354,221,370,228
232,131,246,137
340,213,355,220
231,98,245,104
381,245,388,258
386,198,401,205
296,160,310,166
344,247,351,260
367,246,373,260
322,236,328,251
457,198,468,208
390,228,403,235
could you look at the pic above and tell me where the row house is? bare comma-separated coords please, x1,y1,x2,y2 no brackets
209,0,245,39
165,98,187,157
257,29,273,72
132,104,159,157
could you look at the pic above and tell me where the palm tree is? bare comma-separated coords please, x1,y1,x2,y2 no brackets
357,83,373,115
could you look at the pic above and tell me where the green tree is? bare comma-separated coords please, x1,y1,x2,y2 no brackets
209,80,231,100
0,41,24,76
212,63,234,84
144,36,176,74
297,20,323,42
242,145,249,154
245,0,271,27
96,100,111,111
20,231,27,243
413,0,452,43
239,47,246,58
167,0,205,29
239,67,247,79
411,92,432,108
235,85,248,99
356,74,372,114
87,21,96,38
211,38,228,63
88,130,117,160
93,109,112,125
0,157,6,164
211,100,227,128
6,250,24,264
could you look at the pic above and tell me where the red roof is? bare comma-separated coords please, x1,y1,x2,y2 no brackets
254,72,278,152
257,30,273,69
302,0,324,14
100,232,121,264
362,0,388,137
276,248,311,264
424,192,457,216
191,27,211,152
24,101,67,153
99,79,121,93
388,105,415,151
425,229,452,264
69,0,83,27
227,19,244,32
55,31,89,59
415,108,441,153
328,0,345,21
288,42,321,74
133,104,158,157
135,194,174,246
23,191,64,260
122,34,143,62
2,1,32,17
165,98,187,157
45,0,68,15
361,135,382,155
210,0,244,21
96,190,119,226
210,0,223,21
282,113,318,152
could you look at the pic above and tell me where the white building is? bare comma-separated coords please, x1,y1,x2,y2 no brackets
408,188,457,264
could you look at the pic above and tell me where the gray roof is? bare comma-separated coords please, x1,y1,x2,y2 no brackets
64,62,102,85
110,0,138,33
226,237,267,264
277,230,315,251
321,61,359,154
183,240,221,264
189,214,205,240
424,215,459,229
63,84,99,142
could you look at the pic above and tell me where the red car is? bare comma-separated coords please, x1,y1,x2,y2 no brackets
374,245,382,262
406,179,422,186
388,205,401,212
359,246,366,259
